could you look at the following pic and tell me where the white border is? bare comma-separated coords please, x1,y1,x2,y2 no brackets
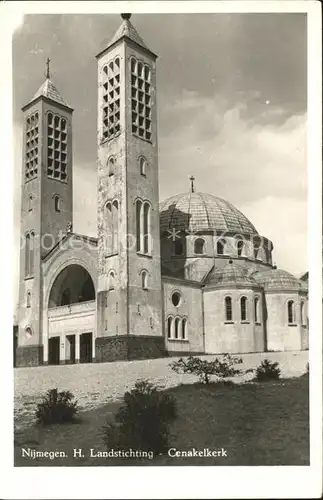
1,1,321,499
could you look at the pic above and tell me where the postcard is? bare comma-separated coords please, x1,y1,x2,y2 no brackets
1,1,322,499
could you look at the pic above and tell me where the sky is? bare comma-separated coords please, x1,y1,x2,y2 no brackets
12,13,307,303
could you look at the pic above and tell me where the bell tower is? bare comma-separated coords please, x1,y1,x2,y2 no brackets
16,61,73,366
95,14,165,361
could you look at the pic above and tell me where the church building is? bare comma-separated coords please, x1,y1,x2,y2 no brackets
16,14,309,367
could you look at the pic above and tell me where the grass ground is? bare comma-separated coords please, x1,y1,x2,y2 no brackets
14,373,309,467
14,350,308,429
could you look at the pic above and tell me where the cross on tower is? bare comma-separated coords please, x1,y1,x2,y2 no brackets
46,57,51,79
190,175,195,193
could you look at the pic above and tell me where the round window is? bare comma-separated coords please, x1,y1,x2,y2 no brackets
171,292,181,307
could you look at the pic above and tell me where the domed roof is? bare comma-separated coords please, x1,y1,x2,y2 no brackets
251,268,305,291
159,192,258,235
205,262,257,288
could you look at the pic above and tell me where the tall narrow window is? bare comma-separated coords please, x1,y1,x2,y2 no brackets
141,270,148,290
181,318,187,339
105,202,113,254
108,156,115,176
28,195,33,212
25,233,30,277
254,297,260,323
136,200,151,254
54,195,61,212
225,296,232,321
253,239,261,259
300,301,305,326
217,239,225,255
29,232,35,276
287,300,295,324
139,156,147,176
240,296,247,321
143,202,150,254
26,291,31,308
167,317,173,339
237,240,244,256
136,200,142,252
112,200,119,254
174,318,180,339
108,271,115,291
194,238,205,255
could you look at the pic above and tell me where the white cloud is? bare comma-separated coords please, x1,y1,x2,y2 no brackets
159,92,307,273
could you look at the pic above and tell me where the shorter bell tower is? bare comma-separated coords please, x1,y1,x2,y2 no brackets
16,61,73,366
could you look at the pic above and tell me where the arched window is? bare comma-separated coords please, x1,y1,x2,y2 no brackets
61,288,70,306
25,233,30,276
26,291,31,308
237,240,244,257
240,296,248,321
136,200,142,252
194,238,205,255
108,271,115,291
54,194,61,213
105,202,113,254
300,301,305,326
217,239,225,255
225,296,232,321
172,291,181,307
253,239,261,259
174,239,184,256
139,156,147,176
254,297,260,323
28,195,33,212
108,156,115,176
143,202,150,254
29,232,35,276
167,317,173,339
287,300,295,324
174,317,180,339
136,200,151,254
25,327,32,339
141,270,148,290
112,200,119,254
181,318,187,339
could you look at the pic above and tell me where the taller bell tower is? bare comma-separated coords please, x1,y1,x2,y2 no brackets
16,63,73,366
95,14,165,361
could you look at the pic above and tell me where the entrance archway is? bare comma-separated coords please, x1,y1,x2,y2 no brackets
47,264,96,365
48,264,95,308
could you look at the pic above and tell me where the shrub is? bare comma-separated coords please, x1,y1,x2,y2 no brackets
306,362,309,374
35,388,78,426
103,380,177,456
254,359,281,381
170,354,248,384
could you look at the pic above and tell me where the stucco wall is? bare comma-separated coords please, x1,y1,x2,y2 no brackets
265,291,306,351
163,279,204,354
203,287,265,354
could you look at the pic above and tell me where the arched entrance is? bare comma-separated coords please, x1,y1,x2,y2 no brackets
47,264,96,365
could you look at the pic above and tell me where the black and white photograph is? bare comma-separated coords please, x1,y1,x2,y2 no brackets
1,1,322,498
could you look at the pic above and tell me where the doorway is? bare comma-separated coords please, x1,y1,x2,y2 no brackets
66,334,76,364
80,332,92,363
48,336,60,365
